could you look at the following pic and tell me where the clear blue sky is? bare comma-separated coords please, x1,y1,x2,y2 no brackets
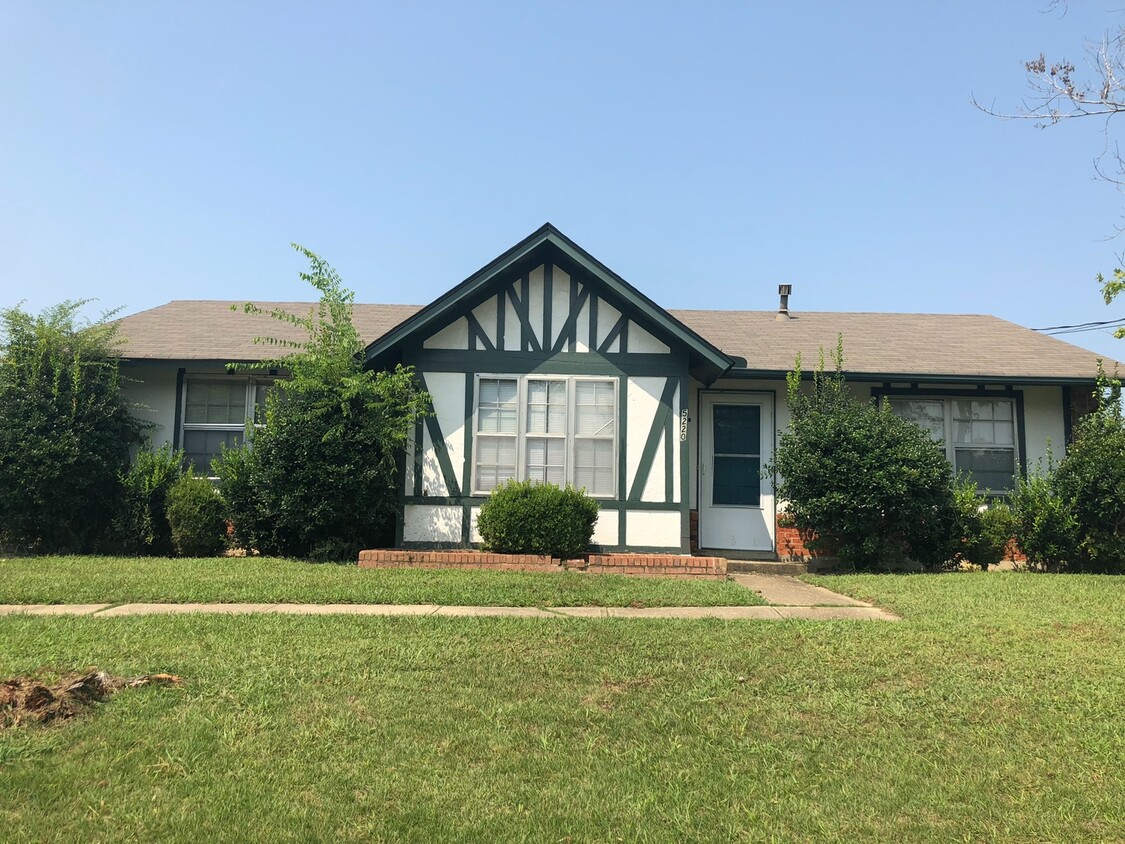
4,1,1125,360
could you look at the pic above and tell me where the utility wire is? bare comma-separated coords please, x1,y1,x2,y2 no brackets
1034,316,1125,335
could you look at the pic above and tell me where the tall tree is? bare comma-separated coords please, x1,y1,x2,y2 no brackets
217,246,430,560
0,301,143,552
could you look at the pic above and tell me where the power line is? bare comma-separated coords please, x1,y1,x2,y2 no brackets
1034,316,1125,335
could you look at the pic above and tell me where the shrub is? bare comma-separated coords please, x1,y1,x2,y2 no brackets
950,479,1018,569
476,480,600,559
215,246,429,559
1052,371,1125,572
111,443,183,555
766,341,958,569
0,301,143,553
1009,461,1080,570
166,471,228,557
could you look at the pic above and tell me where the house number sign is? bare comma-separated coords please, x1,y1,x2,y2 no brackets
679,408,689,442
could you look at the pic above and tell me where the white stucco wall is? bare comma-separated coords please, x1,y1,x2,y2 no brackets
403,504,462,543
121,361,234,450
624,510,680,548
1022,385,1066,469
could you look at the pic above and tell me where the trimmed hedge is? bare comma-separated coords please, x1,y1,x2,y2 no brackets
476,480,599,559
166,471,228,557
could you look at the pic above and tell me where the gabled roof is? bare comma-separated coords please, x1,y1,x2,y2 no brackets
113,301,1118,384
362,223,735,383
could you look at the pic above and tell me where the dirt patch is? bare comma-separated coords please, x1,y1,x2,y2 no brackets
1,671,182,728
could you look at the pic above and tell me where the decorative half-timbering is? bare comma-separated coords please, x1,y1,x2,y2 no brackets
366,224,733,553
114,222,1109,561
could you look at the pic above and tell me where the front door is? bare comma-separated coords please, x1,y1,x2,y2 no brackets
699,393,775,552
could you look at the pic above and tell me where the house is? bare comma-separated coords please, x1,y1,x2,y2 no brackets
115,224,1115,559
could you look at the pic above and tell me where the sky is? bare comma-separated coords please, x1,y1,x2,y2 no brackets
4,1,1125,361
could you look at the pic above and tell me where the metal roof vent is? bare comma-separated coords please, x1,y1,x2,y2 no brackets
776,284,792,320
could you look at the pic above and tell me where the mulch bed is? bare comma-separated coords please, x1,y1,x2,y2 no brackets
0,670,182,728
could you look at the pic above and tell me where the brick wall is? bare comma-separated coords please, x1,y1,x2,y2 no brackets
358,549,726,578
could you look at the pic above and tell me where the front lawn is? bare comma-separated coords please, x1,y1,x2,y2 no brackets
0,556,764,607
0,573,1122,841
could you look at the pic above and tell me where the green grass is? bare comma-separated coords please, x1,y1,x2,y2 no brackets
1,573,1123,841
0,556,764,607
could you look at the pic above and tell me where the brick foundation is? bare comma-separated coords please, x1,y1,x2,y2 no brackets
775,516,836,562
357,549,726,578
358,549,557,573
581,553,726,579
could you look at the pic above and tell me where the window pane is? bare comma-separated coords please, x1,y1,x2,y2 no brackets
185,381,247,425
476,435,517,492
576,380,615,436
526,437,565,485
183,429,243,474
953,400,1014,449
526,379,566,434
478,378,518,434
574,439,614,496
955,448,1015,492
713,456,760,506
253,383,275,424
889,399,945,442
713,405,759,456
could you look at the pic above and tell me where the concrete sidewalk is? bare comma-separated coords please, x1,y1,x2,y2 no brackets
729,574,873,607
0,602,898,621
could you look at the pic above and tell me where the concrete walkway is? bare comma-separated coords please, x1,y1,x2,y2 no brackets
0,601,897,622
0,573,897,621
729,574,874,607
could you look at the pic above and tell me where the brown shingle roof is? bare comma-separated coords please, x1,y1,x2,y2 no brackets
669,310,1117,381
115,300,422,361
115,300,1117,382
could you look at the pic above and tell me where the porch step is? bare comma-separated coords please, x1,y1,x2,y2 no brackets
726,560,812,576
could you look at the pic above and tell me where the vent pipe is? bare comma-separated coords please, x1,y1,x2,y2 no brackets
776,284,792,320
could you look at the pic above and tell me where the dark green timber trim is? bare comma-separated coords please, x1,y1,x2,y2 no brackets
543,263,553,353
362,224,733,384
495,291,505,351
679,374,691,554
618,375,628,544
461,373,477,543
416,373,462,498
1062,385,1073,445
405,495,490,506
409,349,678,377
553,283,591,354
411,417,424,498
509,275,540,352
664,382,675,503
567,276,579,353
597,314,627,354
628,378,678,502
589,294,599,352
172,367,186,449
466,312,495,352
736,368,1100,388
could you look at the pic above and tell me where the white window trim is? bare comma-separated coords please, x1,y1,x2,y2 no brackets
888,395,1019,492
471,373,618,497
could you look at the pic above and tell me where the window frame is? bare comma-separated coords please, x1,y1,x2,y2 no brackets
180,376,276,476
878,388,1025,494
471,373,618,498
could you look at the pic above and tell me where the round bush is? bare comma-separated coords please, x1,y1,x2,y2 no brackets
476,480,600,559
166,471,228,557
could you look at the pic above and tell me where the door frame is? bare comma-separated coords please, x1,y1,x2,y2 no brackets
697,389,777,553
